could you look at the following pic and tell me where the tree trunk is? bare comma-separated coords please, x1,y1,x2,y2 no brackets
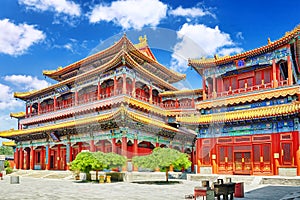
86,172,91,181
165,167,169,182
96,170,99,181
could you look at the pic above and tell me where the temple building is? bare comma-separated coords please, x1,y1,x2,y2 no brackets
1,26,300,176
178,25,300,176
0,35,200,171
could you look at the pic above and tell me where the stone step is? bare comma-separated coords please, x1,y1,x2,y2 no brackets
261,177,300,186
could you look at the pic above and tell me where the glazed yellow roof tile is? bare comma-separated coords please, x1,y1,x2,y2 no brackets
2,141,16,146
177,101,300,124
10,112,26,118
44,35,185,83
196,86,300,109
15,48,181,100
0,105,179,138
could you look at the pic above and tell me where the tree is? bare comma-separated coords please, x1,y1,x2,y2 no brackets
70,152,126,181
132,147,191,182
0,146,14,156
104,152,126,170
70,152,101,180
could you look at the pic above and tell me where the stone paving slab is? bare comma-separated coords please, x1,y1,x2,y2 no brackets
1,175,300,200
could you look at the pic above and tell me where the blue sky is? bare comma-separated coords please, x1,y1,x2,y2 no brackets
0,0,300,142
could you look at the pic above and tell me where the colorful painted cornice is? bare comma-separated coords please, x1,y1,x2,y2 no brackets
177,101,300,124
160,89,203,97
0,105,188,139
196,86,300,109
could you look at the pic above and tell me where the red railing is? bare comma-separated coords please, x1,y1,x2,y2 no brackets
25,91,196,119
207,80,289,100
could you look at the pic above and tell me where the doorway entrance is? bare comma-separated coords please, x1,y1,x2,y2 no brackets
234,152,252,175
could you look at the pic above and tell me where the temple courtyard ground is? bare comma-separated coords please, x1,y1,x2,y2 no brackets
0,171,300,200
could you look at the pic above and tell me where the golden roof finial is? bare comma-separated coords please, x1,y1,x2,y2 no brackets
268,37,272,44
139,35,147,43
214,54,219,59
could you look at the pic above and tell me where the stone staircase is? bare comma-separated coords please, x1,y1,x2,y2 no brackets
261,176,300,185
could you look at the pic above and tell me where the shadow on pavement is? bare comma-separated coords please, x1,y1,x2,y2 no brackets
236,185,300,200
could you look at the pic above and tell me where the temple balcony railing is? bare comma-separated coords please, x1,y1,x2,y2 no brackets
206,80,289,100
25,108,118,130
21,90,196,127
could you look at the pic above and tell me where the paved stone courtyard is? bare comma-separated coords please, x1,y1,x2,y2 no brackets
0,173,300,200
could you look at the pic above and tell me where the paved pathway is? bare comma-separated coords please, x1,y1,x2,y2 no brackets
0,175,300,200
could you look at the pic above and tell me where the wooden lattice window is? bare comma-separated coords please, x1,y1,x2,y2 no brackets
202,146,211,165
263,145,270,162
282,142,292,165
253,145,260,163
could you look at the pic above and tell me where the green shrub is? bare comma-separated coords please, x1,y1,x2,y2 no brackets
5,167,13,174
4,160,10,168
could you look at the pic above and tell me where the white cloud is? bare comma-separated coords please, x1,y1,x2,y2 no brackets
0,19,45,56
0,114,18,131
53,38,88,54
4,75,51,91
18,0,81,17
88,0,167,30
217,47,243,56
169,6,215,18
236,32,244,40
170,23,243,72
0,83,23,111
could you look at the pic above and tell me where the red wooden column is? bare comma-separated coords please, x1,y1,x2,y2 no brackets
272,133,280,175
29,104,32,117
133,139,138,157
97,81,101,100
114,76,117,96
287,55,293,85
121,136,127,171
212,75,217,98
122,73,127,94
20,147,24,169
30,146,35,170
57,144,61,170
75,91,78,106
41,146,45,170
25,104,28,118
191,147,195,172
37,101,41,115
14,148,19,169
175,98,179,108
132,78,136,97
191,98,195,108
272,59,278,88
133,139,138,171
149,85,153,104
211,138,217,174
112,138,117,153
101,140,106,153
90,140,95,152
202,75,207,100
46,145,51,170
78,142,82,152
53,96,57,111
196,139,201,174
25,148,30,169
